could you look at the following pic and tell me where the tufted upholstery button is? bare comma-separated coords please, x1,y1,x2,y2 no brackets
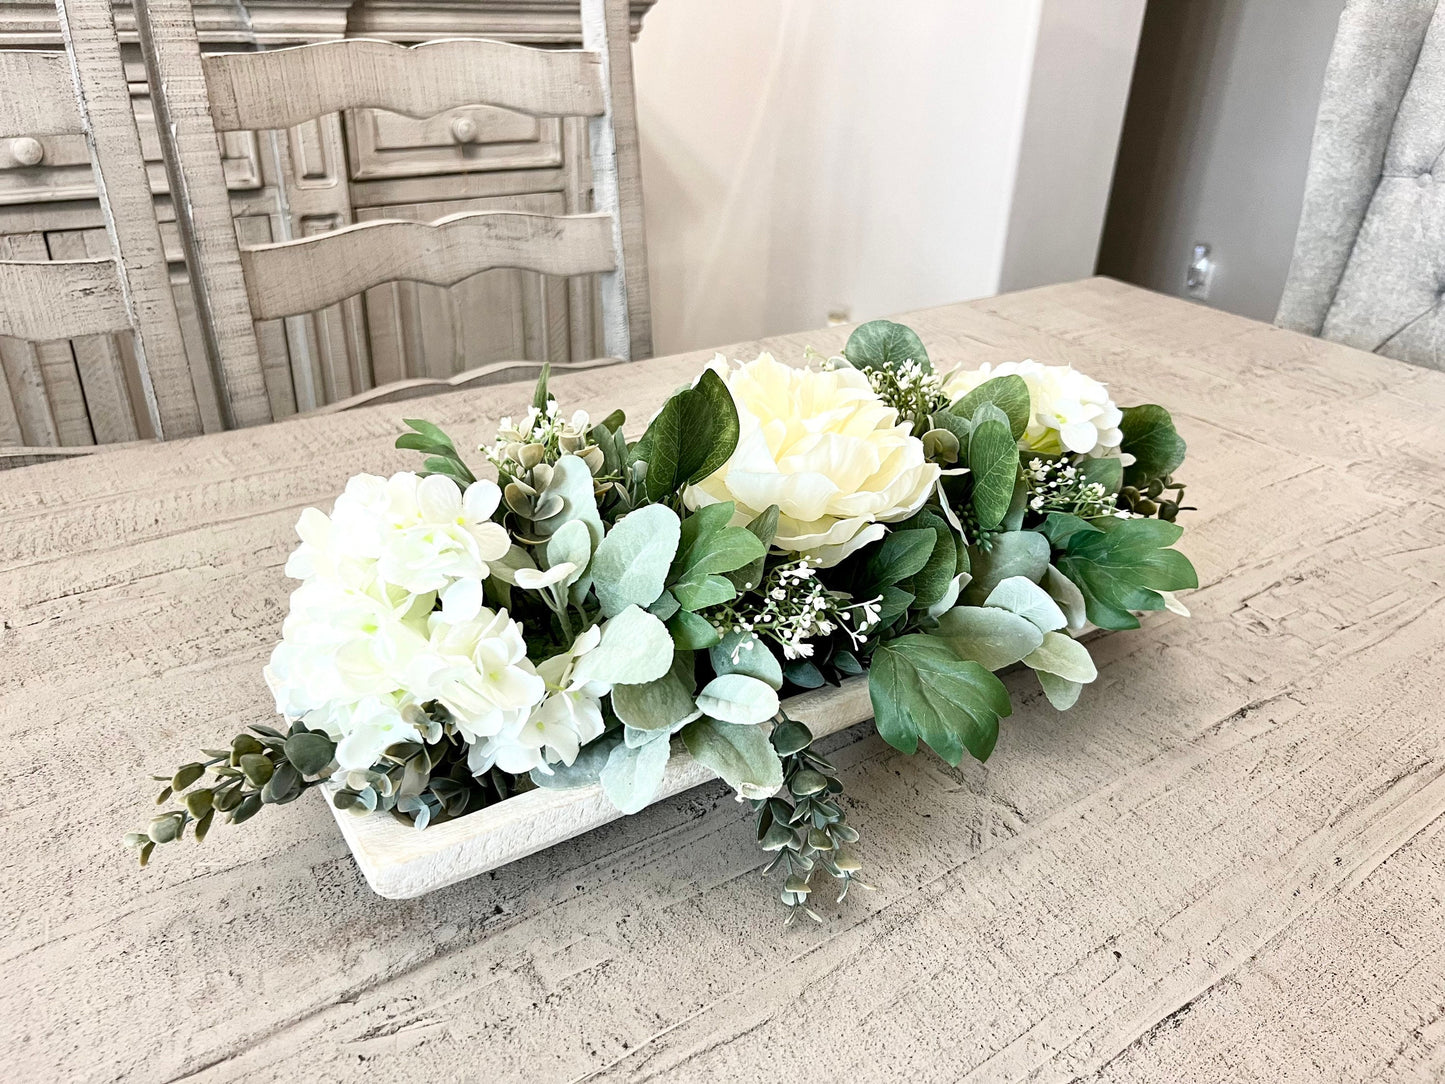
1420,171,1435,185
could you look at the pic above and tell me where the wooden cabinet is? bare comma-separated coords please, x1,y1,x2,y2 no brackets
0,0,654,441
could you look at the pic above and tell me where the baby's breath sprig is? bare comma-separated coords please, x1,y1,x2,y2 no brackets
716,558,881,661
810,347,949,435
1025,456,1122,520
754,714,869,924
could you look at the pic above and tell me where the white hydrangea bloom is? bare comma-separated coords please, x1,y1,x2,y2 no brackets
684,353,940,566
943,359,1124,457
264,471,553,775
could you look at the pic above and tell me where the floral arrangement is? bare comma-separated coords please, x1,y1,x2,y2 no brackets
126,321,1197,921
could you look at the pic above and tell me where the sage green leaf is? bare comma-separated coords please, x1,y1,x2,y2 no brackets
171,763,205,792
1078,455,1123,497
968,417,1018,530
681,717,784,799
533,455,604,546
710,631,783,690
1001,471,1029,532
868,634,1012,765
934,605,1044,671
531,363,551,410
1056,516,1198,630
862,527,936,589
671,573,736,612
648,590,681,621
727,504,779,592
611,650,700,731
545,518,593,591
984,575,1067,633
696,673,781,726
1037,670,1084,710
571,606,674,687
283,731,336,776
784,659,825,689
1023,630,1097,683
843,319,930,373
1044,563,1088,631
969,400,1013,433
930,409,972,448
592,504,681,617
633,368,740,502
238,753,273,788
670,501,766,607
668,608,722,650
948,374,1029,440
1119,404,1187,486
600,735,672,814
962,530,1050,603
529,732,621,790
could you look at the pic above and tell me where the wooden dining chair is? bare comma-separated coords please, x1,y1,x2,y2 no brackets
133,0,652,430
0,0,204,462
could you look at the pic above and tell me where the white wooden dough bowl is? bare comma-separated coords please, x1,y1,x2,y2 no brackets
329,678,875,899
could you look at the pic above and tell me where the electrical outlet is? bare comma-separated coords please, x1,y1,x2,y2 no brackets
1186,243,1214,299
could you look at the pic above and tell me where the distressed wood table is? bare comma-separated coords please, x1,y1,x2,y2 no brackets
4,278,1445,1082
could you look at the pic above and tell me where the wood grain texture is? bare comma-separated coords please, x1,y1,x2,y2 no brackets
133,0,274,430
204,38,606,133
0,257,131,340
240,211,617,320
4,279,1443,1081
0,50,82,137
315,355,623,413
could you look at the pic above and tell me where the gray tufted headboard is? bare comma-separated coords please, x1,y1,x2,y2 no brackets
1277,0,1445,370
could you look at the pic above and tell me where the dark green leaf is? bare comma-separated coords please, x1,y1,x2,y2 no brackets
843,319,930,373
948,374,1030,440
727,504,779,592
1078,456,1123,497
771,718,813,757
868,634,1012,765
861,528,936,589
284,731,337,776
876,585,915,627
593,408,626,434
531,362,551,411
668,608,722,650
896,509,957,610
669,501,766,608
784,660,825,689
1119,405,1186,486
238,753,273,788
633,369,740,501
1056,516,1198,630
962,530,1051,603
968,417,1018,530
231,793,263,825
1040,512,1103,548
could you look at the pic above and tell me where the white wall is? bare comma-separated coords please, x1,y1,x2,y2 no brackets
632,0,1143,356
1097,0,1346,321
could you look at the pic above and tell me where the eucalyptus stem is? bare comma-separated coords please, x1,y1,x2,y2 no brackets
753,712,870,924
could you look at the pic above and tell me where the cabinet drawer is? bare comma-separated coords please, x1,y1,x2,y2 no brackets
345,105,563,182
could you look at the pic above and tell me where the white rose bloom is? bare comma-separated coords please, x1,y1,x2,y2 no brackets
943,359,1124,457
683,353,940,566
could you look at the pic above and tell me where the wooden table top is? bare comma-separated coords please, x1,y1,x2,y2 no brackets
5,278,1444,1082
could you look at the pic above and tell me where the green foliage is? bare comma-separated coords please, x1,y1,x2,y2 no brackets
967,414,1019,530
632,369,740,503
1119,404,1186,488
696,673,781,725
868,634,1012,765
1078,455,1123,498
934,606,1044,671
726,504,779,593
396,419,477,487
600,735,672,814
897,509,961,612
668,501,766,612
948,374,1030,440
843,319,930,373
1056,516,1198,630
753,716,868,923
681,716,784,799
591,503,681,617
667,608,722,650
572,605,675,687
530,733,621,790
611,650,701,732
963,529,1050,603
710,631,784,690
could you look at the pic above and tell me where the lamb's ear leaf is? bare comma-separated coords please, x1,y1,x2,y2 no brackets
681,718,784,799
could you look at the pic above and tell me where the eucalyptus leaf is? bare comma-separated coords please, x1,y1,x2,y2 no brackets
668,608,722,650
611,650,701,731
696,673,781,726
967,417,1018,530
843,319,930,373
962,530,1050,603
1119,404,1187,486
529,732,622,790
681,717,784,799
571,606,675,687
934,605,1045,671
897,508,958,611
1078,455,1123,497
592,504,681,617
1023,630,1098,683
600,735,672,814
948,374,1030,440
861,528,936,590
984,575,1067,633
710,631,784,691
283,731,336,776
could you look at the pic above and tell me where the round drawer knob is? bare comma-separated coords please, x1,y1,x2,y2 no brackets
8,137,44,167
450,116,481,145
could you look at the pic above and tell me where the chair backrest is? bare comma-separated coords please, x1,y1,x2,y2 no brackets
134,0,652,429
0,0,203,446
1277,0,1445,371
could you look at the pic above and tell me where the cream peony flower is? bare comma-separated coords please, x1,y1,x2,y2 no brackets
943,359,1123,457
683,353,940,566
